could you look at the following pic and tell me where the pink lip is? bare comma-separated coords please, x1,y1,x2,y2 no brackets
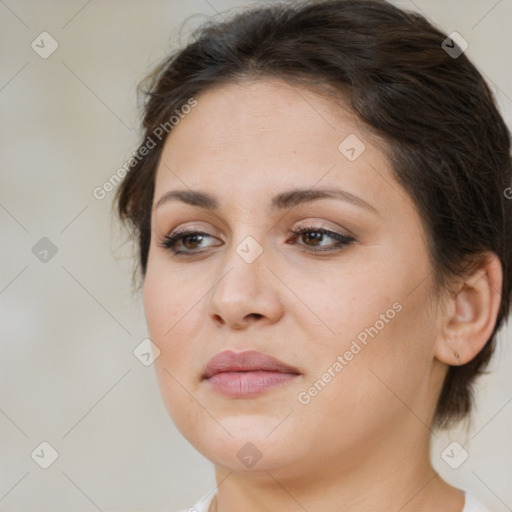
202,350,301,398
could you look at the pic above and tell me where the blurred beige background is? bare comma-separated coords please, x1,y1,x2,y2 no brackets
1,1,511,510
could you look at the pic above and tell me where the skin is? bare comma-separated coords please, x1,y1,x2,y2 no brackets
143,78,502,511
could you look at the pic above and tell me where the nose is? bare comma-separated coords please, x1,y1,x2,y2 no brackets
206,241,285,330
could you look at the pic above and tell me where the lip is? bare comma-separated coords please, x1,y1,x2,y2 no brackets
202,349,301,398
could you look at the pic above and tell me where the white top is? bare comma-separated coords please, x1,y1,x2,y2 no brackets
177,491,489,512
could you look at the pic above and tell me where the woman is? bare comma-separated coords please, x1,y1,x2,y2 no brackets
115,0,511,510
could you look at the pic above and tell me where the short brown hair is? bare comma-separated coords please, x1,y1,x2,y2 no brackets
115,0,512,427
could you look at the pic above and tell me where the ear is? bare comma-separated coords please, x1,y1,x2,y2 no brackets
434,252,503,366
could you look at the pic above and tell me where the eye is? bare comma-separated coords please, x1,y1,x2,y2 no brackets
159,227,220,255
158,223,355,256
287,222,355,253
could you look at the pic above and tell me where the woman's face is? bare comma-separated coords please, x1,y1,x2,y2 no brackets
144,79,446,477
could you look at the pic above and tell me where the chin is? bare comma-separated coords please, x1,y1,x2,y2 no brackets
180,413,302,471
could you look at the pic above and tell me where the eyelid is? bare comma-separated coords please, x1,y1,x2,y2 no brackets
166,222,221,239
169,224,212,236
291,221,352,237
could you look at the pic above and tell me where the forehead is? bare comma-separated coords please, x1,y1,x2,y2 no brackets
153,79,397,213
158,79,365,162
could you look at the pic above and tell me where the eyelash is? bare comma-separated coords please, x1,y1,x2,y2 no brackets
159,222,355,257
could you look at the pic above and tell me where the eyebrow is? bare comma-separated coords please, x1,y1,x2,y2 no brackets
154,186,379,215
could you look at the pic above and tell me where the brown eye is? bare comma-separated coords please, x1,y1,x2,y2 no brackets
301,230,326,246
288,224,355,253
160,229,220,255
159,224,355,257
181,233,205,250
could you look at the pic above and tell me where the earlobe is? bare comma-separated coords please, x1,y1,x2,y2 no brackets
435,334,463,366
434,252,502,366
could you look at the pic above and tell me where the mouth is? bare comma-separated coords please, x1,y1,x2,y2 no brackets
202,349,301,398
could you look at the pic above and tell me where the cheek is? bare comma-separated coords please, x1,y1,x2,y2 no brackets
289,261,396,357
143,275,170,343
143,267,197,366
296,301,435,443
298,254,436,398
143,269,208,430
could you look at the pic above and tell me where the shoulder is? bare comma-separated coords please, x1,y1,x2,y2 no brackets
463,492,490,512
175,492,216,512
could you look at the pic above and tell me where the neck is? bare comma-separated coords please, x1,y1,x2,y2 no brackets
212,421,464,512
